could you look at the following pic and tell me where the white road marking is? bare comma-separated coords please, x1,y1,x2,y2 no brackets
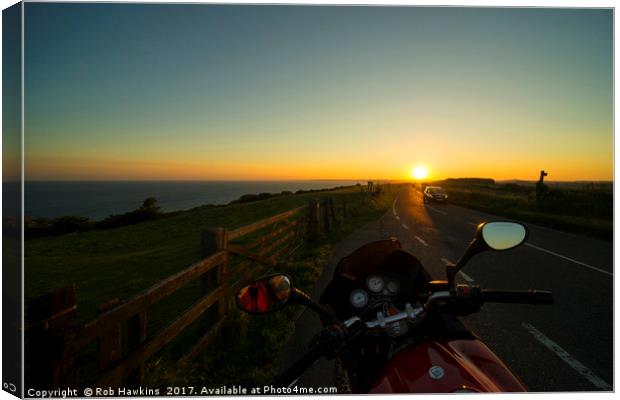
522,323,612,391
401,223,410,230
459,271,475,283
392,197,401,222
415,236,428,246
426,205,448,215
524,243,612,277
440,257,453,266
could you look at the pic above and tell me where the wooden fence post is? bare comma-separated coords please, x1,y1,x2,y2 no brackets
200,228,229,319
97,298,122,381
26,285,78,388
329,197,337,225
201,228,228,258
322,198,331,233
218,252,229,318
127,310,147,386
307,199,320,242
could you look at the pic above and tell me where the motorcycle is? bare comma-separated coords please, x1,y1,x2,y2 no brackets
235,221,553,393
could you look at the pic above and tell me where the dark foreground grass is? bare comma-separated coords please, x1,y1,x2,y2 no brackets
433,180,612,241
25,185,391,320
24,183,401,387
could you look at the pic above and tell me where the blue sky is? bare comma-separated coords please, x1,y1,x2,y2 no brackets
23,5,613,180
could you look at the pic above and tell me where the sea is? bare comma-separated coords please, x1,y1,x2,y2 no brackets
24,180,365,220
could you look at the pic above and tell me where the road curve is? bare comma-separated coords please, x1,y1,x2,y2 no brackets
279,186,613,392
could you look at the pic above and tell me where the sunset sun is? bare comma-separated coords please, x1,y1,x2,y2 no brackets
412,166,429,180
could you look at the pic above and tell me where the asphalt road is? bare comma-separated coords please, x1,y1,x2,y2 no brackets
279,186,613,392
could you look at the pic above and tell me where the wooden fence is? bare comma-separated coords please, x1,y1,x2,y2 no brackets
25,197,342,389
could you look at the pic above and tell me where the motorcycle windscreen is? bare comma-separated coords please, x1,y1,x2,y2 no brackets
320,239,431,320
335,238,403,278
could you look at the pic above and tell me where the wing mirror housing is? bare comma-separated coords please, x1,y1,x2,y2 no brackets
447,221,528,292
236,273,337,322
236,274,293,314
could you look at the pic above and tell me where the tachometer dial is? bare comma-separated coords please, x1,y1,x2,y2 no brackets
387,280,400,294
366,275,385,293
349,289,369,308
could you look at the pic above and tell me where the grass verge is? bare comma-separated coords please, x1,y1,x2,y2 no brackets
431,180,612,241
24,183,401,387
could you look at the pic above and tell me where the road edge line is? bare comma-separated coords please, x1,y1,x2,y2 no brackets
522,322,612,391
524,243,612,277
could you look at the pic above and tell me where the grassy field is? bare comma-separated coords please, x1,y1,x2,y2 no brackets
429,179,612,240
25,183,401,386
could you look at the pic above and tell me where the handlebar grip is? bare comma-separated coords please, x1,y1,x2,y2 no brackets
480,289,554,305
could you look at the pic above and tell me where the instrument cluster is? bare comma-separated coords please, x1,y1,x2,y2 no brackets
349,274,401,309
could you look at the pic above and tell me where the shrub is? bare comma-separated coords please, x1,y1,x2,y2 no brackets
230,193,273,204
97,198,163,229
25,216,94,238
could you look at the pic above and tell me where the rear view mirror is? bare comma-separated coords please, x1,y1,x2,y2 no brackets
236,274,293,314
446,221,528,293
481,222,527,251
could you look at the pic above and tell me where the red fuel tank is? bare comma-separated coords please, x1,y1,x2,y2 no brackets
368,338,526,393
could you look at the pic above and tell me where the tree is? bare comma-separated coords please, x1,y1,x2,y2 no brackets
140,197,161,213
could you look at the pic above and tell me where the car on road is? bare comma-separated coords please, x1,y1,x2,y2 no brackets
423,186,448,203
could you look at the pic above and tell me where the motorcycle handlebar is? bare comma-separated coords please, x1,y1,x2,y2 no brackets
479,289,554,305
273,286,553,387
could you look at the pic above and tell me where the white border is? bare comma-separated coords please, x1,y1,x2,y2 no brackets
0,2,616,400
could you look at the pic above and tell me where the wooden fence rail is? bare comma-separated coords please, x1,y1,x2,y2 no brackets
26,197,341,389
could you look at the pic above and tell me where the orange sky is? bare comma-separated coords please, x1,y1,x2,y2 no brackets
24,150,612,182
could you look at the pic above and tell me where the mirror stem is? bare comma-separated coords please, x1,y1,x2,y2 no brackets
290,288,338,324
447,238,484,294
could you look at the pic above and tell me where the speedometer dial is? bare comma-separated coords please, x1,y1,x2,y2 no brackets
366,275,385,293
349,289,369,308
387,280,400,294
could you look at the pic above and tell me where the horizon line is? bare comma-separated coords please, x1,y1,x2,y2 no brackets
16,177,615,183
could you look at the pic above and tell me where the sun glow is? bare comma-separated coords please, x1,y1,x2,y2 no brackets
412,166,429,180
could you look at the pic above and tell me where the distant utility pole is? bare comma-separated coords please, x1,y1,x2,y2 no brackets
536,170,549,204
539,170,548,184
